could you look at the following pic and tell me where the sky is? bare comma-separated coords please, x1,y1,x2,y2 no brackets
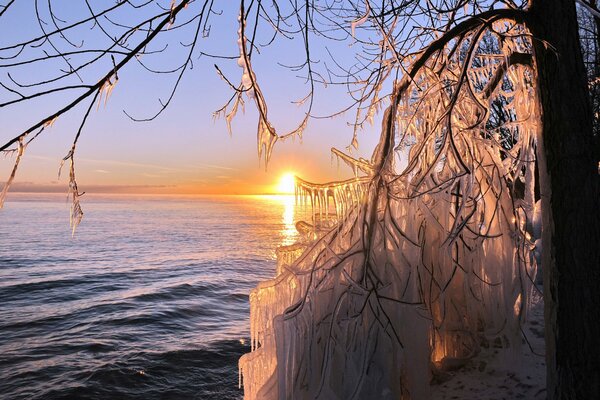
0,1,383,195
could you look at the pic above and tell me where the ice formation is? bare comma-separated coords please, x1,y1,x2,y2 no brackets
0,136,25,208
216,5,309,168
240,19,540,400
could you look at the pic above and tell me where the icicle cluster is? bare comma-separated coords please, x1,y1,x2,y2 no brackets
216,6,309,169
240,20,540,399
58,150,84,236
294,175,371,227
220,6,279,166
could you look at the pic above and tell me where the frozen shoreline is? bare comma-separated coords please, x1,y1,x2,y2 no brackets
431,290,546,400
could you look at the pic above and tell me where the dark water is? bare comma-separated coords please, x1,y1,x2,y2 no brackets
0,194,301,399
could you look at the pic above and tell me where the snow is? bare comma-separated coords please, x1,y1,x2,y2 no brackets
431,289,546,400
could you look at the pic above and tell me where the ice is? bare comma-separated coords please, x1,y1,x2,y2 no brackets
240,21,539,399
59,150,84,236
0,136,25,209
225,7,308,168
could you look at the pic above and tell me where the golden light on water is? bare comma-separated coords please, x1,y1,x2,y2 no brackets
281,195,296,245
267,172,301,245
276,172,296,194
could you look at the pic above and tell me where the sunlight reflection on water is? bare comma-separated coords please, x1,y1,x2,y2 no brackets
281,195,297,245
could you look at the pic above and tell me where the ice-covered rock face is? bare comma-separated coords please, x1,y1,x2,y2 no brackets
240,20,540,400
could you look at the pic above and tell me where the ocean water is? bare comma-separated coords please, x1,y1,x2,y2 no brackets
0,193,304,399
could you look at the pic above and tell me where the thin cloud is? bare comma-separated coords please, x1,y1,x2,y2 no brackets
141,173,161,178
27,155,57,161
27,154,237,173
6,182,176,193
82,158,183,172
189,163,239,171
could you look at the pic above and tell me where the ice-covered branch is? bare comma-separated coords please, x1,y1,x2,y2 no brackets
240,13,540,399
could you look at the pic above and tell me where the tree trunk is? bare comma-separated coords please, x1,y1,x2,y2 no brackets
529,1,600,398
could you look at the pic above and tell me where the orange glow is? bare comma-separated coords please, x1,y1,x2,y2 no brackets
276,172,296,194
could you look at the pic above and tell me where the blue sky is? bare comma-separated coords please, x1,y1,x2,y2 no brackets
0,0,382,194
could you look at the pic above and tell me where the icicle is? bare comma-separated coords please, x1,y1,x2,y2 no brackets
97,74,118,110
350,1,371,38
0,136,26,209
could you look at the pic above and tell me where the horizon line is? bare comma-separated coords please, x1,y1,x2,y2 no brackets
6,189,295,196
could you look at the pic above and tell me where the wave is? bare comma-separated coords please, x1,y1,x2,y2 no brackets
0,195,294,399
1,340,249,400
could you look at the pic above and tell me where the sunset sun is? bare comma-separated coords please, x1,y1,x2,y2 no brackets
276,172,296,194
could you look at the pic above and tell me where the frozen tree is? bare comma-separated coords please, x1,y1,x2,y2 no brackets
241,10,541,400
0,1,598,399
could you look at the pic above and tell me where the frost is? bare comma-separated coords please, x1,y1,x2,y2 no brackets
240,21,540,399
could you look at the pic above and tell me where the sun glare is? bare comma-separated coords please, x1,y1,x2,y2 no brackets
276,173,296,194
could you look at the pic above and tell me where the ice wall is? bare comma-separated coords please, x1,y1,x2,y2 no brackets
240,21,540,400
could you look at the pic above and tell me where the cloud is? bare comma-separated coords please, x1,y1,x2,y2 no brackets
27,155,57,162
3,182,175,194
190,163,239,171
25,154,238,175
25,154,183,172
77,157,184,172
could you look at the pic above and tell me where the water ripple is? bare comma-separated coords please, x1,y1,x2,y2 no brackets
0,194,306,399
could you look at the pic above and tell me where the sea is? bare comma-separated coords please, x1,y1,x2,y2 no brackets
0,193,305,400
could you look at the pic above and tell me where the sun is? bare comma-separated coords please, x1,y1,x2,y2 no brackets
276,172,296,194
